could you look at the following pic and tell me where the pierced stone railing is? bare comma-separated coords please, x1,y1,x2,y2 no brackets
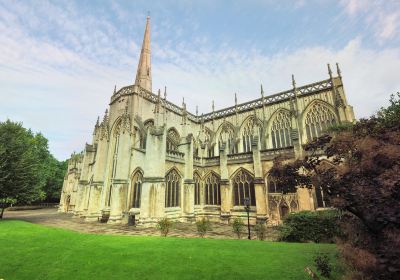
193,156,201,165
260,146,295,160
166,150,185,159
110,78,334,123
227,152,253,163
204,156,220,166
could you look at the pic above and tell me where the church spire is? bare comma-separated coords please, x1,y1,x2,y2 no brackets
134,16,152,92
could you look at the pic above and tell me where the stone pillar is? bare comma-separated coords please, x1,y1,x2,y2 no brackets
139,125,166,225
85,184,103,222
220,179,231,223
252,137,267,223
183,179,195,221
140,178,165,224
108,180,128,223
219,144,231,222
73,182,87,216
182,135,194,221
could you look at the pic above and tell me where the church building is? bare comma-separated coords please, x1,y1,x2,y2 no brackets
59,17,355,225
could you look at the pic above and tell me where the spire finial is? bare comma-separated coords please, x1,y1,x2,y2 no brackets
292,74,296,89
261,84,264,98
327,63,333,79
114,85,116,94
96,116,100,127
336,62,342,78
134,16,152,92
212,100,215,112
103,109,108,122
164,86,167,100
158,88,161,100
234,93,237,106
196,105,198,116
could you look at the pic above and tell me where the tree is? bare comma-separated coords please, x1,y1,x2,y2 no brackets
270,93,400,279
0,120,66,218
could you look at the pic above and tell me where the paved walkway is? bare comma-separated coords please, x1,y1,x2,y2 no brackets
3,208,279,240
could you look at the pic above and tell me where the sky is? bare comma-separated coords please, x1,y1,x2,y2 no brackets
0,0,399,160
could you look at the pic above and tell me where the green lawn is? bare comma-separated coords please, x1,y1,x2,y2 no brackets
0,220,341,280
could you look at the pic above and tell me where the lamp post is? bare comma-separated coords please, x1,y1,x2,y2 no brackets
244,197,251,240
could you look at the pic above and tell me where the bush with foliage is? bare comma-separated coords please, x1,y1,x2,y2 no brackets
278,210,341,243
254,223,267,240
156,217,173,237
232,217,245,239
196,218,212,237
314,253,332,278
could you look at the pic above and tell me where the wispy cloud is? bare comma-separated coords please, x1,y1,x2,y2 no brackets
0,0,399,160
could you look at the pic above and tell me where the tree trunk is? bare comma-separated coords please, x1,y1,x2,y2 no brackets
0,206,4,219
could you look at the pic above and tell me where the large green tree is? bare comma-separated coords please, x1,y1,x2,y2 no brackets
0,120,66,218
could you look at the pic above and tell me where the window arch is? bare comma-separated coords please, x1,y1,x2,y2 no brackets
131,170,143,208
218,122,237,154
134,127,145,149
266,175,284,193
242,116,262,152
194,172,201,205
304,102,336,141
167,128,180,152
271,110,292,149
165,169,181,207
204,172,221,205
232,169,256,206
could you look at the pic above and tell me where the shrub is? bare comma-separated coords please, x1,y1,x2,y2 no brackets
254,223,267,240
156,217,173,237
313,253,332,278
278,210,341,243
232,217,244,239
196,218,212,237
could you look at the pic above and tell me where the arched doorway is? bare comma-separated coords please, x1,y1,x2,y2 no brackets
280,203,289,219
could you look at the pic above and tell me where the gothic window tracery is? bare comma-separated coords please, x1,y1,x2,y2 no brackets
305,103,336,141
204,172,220,205
194,172,201,205
218,123,237,154
232,169,256,206
131,170,143,208
165,169,181,207
271,110,292,149
315,186,330,208
166,128,180,152
242,116,261,152
267,175,284,193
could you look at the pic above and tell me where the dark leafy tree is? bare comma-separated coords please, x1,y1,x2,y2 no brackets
270,93,400,279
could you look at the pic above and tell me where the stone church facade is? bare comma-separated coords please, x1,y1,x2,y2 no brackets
59,17,355,225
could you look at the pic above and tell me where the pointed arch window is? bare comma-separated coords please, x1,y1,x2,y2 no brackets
167,128,180,152
194,172,201,205
232,169,256,206
267,175,284,193
305,103,336,141
219,123,237,154
165,169,181,207
242,116,261,152
131,171,143,208
271,110,292,149
204,173,221,205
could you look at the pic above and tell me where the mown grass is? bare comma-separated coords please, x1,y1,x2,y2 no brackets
0,220,342,280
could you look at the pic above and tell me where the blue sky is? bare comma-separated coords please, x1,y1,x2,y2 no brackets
1,0,399,160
